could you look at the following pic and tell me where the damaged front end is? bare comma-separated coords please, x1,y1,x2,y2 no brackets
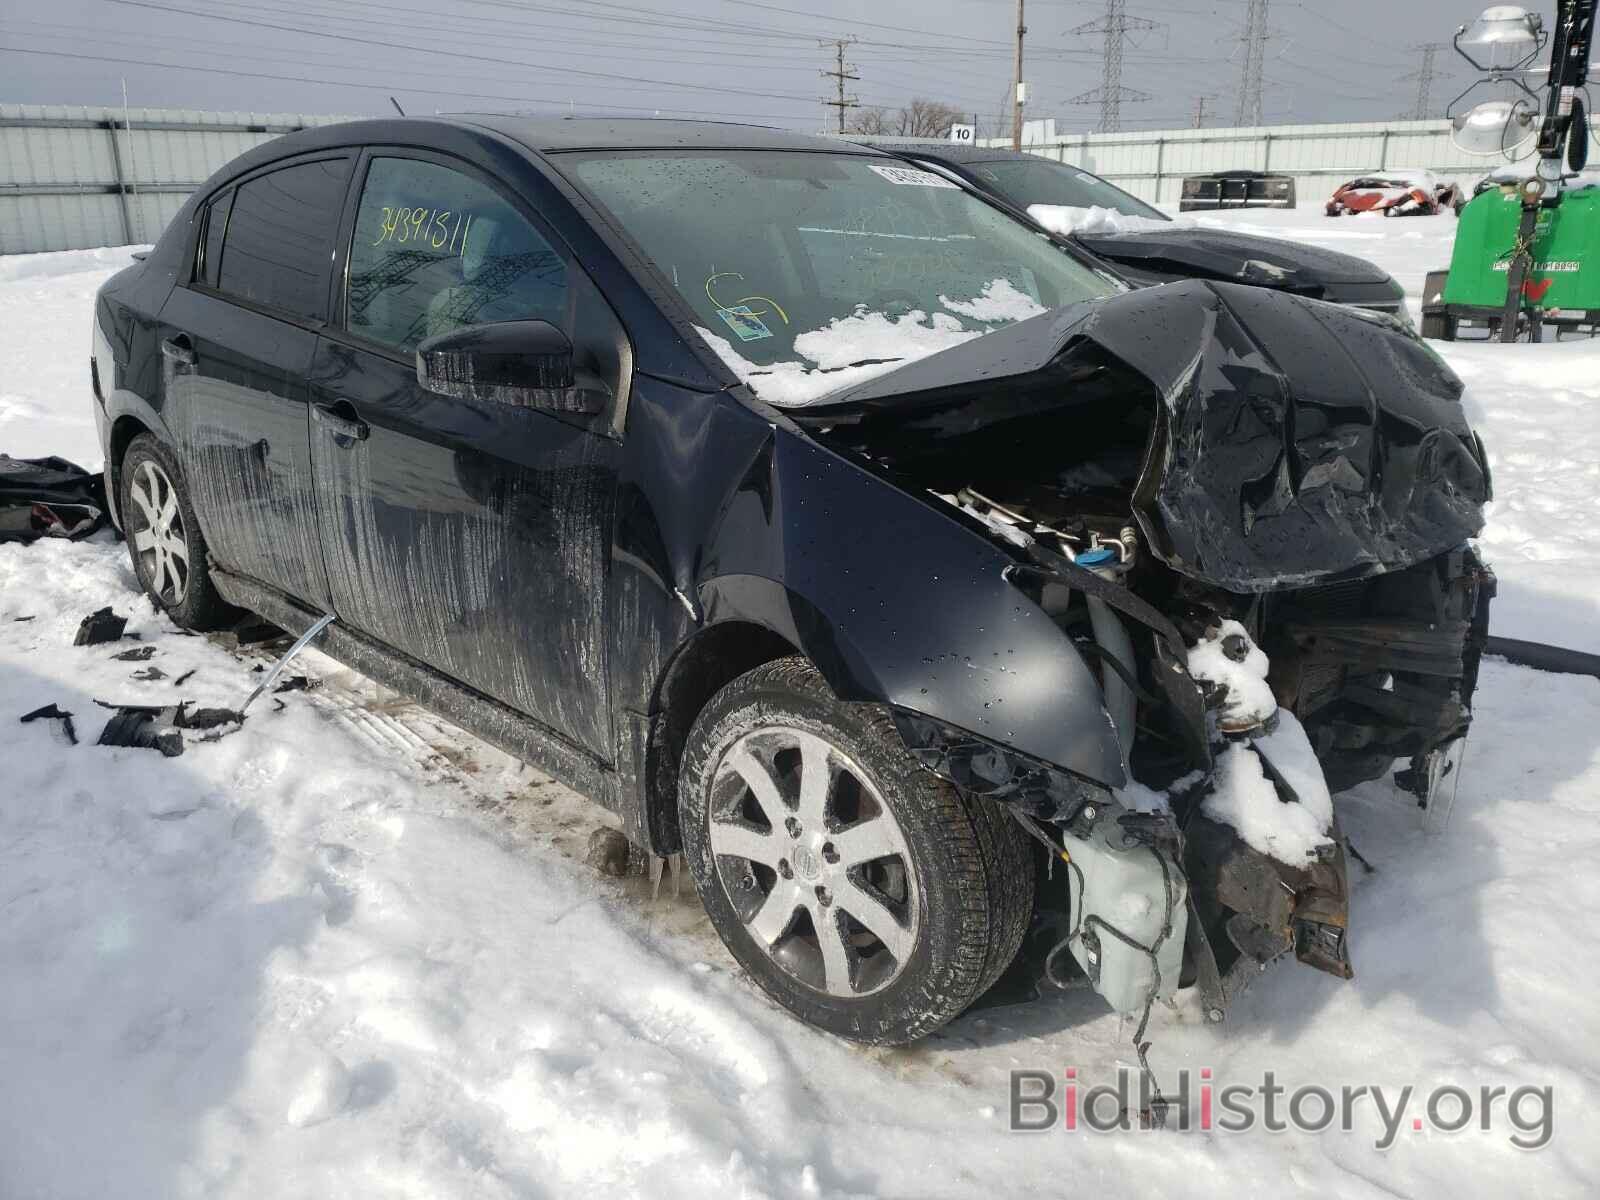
793,278,1492,1021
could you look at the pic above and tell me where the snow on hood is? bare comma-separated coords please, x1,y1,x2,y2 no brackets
699,280,1046,408
1027,203,1182,237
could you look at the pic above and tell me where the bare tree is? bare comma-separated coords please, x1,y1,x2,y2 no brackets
847,106,893,136
900,98,966,139
847,98,965,139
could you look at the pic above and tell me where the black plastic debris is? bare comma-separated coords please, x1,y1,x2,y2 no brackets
20,703,78,745
113,645,157,662
181,706,245,731
131,666,167,681
13,615,35,623
74,607,127,646
98,706,183,756
273,675,315,694
173,668,196,687
0,455,107,544
94,699,247,756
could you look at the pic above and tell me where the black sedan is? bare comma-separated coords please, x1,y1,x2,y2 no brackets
92,117,1490,1045
870,143,1409,321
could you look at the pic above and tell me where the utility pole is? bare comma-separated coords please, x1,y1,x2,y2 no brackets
1401,43,1443,120
820,37,859,134
1069,1,1155,132
1235,0,1269,127
1192,94,1213,128
1013,0,1026,150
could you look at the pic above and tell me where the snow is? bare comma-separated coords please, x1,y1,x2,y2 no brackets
4,243,1600,1197
1186,619,1278,733
1027,203,1181,236
936,278,1047,323
1203,714,1336,865
699,280,1043,408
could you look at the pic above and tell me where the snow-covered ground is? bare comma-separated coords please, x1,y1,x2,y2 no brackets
3,230,1599,1198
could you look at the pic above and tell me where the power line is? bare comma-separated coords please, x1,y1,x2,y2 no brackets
1069,1,1156,132
820,37,860,133
1400,43,1443,121
0,43,806,122
106,0,822,103
1235,0,1269,127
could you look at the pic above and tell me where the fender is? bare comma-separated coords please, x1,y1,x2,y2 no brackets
694,424,1126,788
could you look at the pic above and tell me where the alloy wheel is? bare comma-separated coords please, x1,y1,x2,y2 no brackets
127,459,190,606
707,726,919,998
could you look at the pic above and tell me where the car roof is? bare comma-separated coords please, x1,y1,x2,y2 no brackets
226,116,891,174
863,142,1048,167
460,115,878,153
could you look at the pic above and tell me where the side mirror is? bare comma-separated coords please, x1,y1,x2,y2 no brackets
415,319,606,415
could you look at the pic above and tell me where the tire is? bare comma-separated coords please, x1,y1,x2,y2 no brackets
119,433,237,631
678,656,1034,1044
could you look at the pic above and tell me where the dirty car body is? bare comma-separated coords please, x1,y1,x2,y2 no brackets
92,117,1492,1043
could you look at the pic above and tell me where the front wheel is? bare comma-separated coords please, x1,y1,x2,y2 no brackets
678,657,1034,1044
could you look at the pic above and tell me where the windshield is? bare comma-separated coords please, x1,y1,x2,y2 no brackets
966,159,1167,221
563,150,1119,406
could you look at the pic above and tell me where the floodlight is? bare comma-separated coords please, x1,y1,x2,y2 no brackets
1450,97,1540,156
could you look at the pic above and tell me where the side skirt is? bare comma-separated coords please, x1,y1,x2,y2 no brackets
210,564,622,816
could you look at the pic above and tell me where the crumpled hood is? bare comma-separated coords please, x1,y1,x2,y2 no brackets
792,279,1489,592
1072,226,1395,290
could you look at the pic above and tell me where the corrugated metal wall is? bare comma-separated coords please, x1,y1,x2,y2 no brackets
0,104,354,254
977,118,1599,206
5,107,1591,253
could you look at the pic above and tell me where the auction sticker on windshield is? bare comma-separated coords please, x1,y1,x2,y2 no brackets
868,164,960,189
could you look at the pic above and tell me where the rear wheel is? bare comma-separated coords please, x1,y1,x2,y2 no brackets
120,434,236,631
678,657,1034,1044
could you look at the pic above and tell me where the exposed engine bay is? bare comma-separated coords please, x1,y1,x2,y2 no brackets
790,279,1494,1033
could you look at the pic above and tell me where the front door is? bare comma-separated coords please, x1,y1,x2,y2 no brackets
159,155,353,609
307,152,626,757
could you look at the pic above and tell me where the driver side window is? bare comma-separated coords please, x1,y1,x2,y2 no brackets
345,156,569,353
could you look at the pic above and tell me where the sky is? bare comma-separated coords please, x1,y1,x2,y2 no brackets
0,0,1522,134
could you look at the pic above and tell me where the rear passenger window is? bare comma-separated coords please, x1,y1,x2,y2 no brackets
216,157,351,321
199,189,233,287
345,157,568,353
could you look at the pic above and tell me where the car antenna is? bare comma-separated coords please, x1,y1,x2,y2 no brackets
389,96,406,116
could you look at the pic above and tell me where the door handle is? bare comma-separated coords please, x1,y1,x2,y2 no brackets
313,401,369,443
160,334,195,367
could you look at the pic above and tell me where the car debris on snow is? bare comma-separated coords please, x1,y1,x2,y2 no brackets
19,702,78,745
94,699,247,756
111,645,156,661
72,606,127,646
0,454,107,543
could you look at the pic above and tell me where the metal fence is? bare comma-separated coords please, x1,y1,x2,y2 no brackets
0,104,353,254
6,105,1595,254
975,118,1600,206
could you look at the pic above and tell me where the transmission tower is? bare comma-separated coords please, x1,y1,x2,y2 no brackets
1401,43,1443,120
1069,0,1155,132
820,37,860,134
1234,0,1269,127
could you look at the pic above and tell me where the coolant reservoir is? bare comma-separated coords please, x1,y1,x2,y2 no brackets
1061,817,1189,1014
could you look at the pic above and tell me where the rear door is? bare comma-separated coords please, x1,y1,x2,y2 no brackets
307,150,628,757
159,154,353,608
